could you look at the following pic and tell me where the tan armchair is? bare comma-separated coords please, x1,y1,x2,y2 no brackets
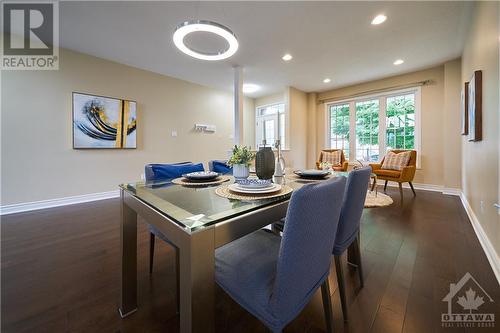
369,149,417,204
316,149,349,172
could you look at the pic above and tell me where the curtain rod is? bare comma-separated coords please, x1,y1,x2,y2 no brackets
317,79,433,104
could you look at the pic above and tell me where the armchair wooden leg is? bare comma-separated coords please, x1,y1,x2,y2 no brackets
398,182,404,205
409,182,416,196
334,255,348,322
384,180,388,192
320,277,334,333
149,233,155,274
371,179,376,192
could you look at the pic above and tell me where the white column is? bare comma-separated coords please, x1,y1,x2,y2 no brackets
233,66,243,146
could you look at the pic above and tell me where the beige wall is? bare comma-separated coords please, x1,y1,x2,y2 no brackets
443,59,463,189
255,92,285,108
316,63,463,187
287,87,308,170
461,1,500,256
1,48,253,205
306,92,318,169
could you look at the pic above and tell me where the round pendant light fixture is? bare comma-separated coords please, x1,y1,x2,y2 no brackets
173,20,238,61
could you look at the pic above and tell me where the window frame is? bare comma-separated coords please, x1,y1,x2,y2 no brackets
325,86,421,168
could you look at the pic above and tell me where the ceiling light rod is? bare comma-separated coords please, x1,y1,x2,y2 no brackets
173,20,238,61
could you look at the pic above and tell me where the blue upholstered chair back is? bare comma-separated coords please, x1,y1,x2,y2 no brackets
208,160,232,175
333,167,371,254
144,162,204,181
271,177,346,319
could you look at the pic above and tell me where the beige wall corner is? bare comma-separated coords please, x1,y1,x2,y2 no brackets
461,1,500,257
287,86,308,170
242,97,255,149
443,59,462,189
306,92,318,169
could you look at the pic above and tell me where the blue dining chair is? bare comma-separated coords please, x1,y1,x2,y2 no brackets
333,166,371,322
215,177,346,333
208,159,232,175
144,162,205,311
145,162,204,182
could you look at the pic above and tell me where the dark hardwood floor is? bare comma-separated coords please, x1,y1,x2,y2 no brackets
1,187,499,333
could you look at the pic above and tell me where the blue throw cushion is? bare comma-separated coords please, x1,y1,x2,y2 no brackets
212,160,232,175
146,163,204,181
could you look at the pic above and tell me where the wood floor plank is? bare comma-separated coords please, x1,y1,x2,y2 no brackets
1,187,499,333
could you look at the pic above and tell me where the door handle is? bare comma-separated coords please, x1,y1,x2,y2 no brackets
495,204,500,209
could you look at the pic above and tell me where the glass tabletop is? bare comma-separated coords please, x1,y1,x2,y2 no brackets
120,177,301,233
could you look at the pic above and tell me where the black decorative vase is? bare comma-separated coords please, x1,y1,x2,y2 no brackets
255,146,275,180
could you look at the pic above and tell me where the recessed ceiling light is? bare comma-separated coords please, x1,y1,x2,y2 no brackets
393,59,404,65
371,14,387,25
242,84,260,94
282,54,293,61
323,78,331,83
173,20,238,61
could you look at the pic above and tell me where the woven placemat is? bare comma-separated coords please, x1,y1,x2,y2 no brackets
172,175,231,186
215,184,293,200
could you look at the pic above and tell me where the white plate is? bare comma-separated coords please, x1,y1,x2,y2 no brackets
229,183,282,194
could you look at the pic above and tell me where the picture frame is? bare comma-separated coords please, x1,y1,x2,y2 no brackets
467,71,482,142
461,82,469,135
72,92,137,149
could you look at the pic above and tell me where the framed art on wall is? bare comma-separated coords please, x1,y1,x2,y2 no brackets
72,92,137,149
461,82,469,135
467,70,482,142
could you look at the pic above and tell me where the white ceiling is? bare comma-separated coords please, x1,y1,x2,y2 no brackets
60,1,472,98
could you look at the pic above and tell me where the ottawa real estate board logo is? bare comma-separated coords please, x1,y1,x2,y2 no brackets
1,1,59,70
442,272,495,328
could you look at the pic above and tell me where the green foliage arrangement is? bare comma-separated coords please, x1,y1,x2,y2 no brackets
227,145,255,167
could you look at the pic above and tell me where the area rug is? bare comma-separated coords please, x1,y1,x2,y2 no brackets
365,191,393,208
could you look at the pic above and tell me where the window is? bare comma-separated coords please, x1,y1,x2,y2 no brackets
355,99,379,162
327,87,421,166
329,103,350,158
386,93,415,150
256,103,286,148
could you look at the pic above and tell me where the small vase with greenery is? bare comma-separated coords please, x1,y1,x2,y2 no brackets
228,145,255,179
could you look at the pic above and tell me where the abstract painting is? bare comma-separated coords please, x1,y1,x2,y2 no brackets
73,92,137,148
467,71,482,142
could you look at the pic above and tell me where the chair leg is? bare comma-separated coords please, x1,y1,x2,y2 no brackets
334,255,348,322
384,180,388,191
398,182,404,205
409,182,416,196
320,278,334,333
149,233,155,274
370,178,376,192
354,236,364,288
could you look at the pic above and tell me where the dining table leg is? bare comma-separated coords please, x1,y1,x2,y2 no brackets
179,226,216,333
119,191,138,318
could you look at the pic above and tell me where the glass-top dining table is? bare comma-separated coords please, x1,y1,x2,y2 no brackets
118,173,351,333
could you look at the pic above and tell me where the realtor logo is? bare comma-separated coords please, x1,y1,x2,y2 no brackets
442,272,495,328
1,1,59,70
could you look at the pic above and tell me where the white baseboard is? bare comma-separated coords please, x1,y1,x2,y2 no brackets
385,181,461,196
459,192,500,284
0,190,120,216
